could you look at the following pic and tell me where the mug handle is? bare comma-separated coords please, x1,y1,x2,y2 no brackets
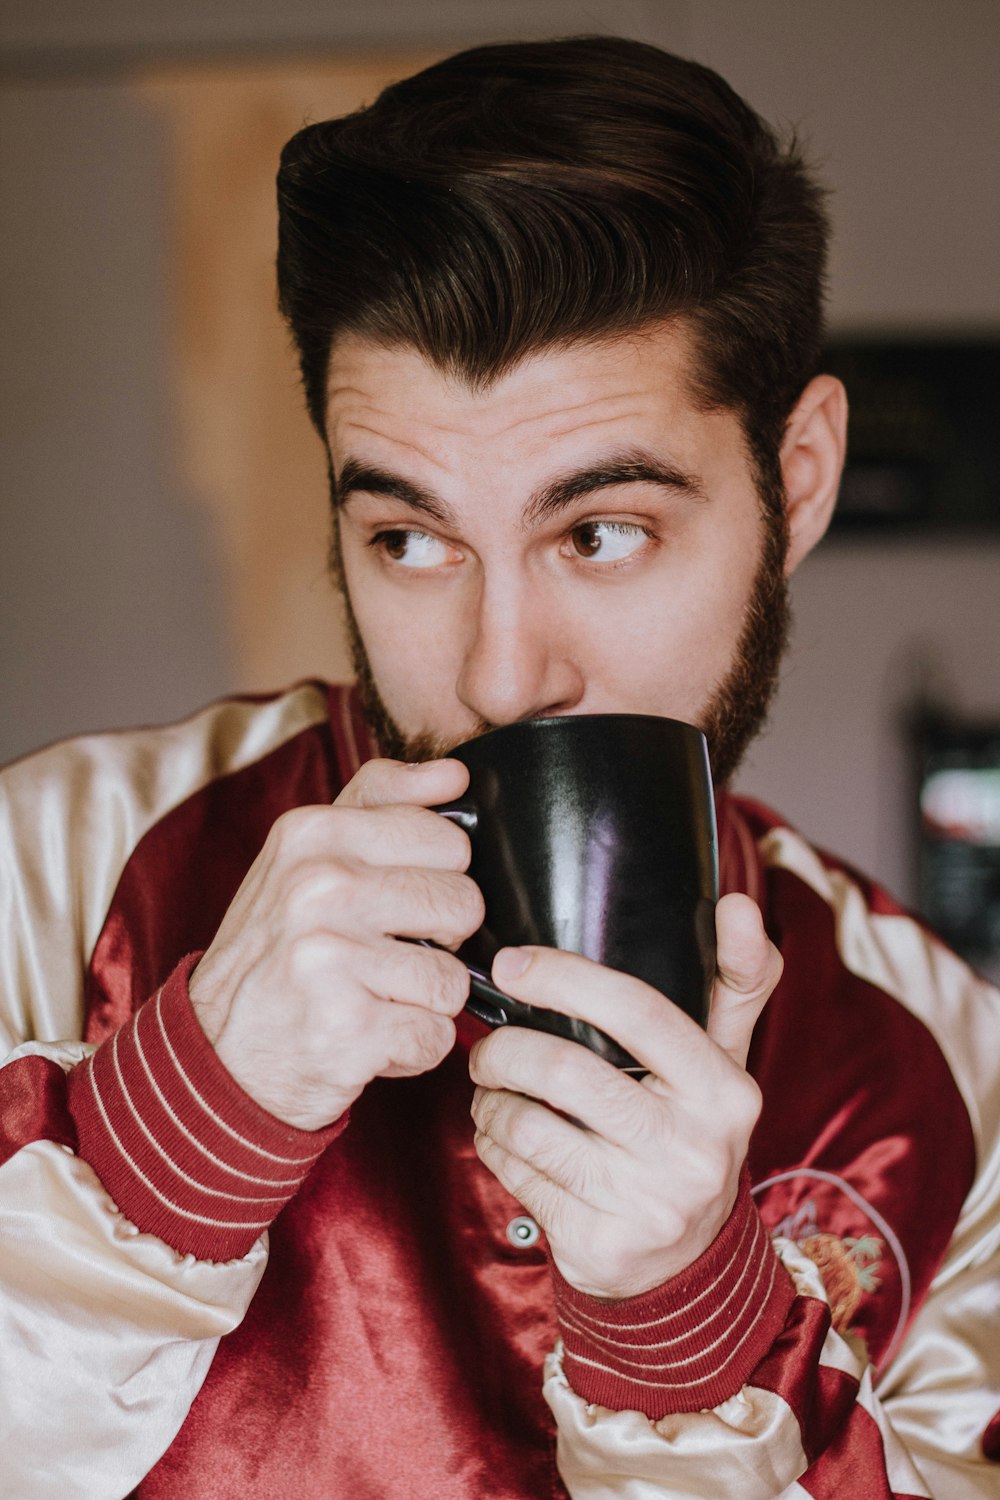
430,799,647,1075
435,800,479,836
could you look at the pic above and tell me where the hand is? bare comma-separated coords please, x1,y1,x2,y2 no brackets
469,893,782,1299
189,758,484,1131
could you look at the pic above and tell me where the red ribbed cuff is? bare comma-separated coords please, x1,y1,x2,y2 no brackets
552,1168,794,1418
67,954,345,1261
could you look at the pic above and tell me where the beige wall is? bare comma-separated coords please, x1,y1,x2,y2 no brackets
141,58,439,696
1,0,998,905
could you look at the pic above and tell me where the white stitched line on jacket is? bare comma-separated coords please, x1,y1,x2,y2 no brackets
556,1217,768,1352
556,1204,761,1335
559,1238,778,1374
132,998,303,1189
84,1061,272,1231
562,1253,780,1389
153,990,316,1166
108,1028,289,1206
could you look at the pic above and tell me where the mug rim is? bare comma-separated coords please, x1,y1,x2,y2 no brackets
452,712,705,754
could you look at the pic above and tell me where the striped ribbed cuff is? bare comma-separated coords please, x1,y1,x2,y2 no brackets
67,954,345,1261
552,1168,794,1418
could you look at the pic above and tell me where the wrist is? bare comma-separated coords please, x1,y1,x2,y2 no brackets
550,1166,795,1418
189,955,359,1131
67,953,347,1260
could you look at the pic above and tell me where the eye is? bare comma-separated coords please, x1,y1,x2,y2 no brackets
567,521,648,563
372,529,459,569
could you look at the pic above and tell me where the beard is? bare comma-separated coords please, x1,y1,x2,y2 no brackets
334,491,791,786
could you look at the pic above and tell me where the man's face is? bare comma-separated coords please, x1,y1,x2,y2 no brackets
328,325,790,782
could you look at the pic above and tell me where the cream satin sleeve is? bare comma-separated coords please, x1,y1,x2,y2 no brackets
0,1053,267,1500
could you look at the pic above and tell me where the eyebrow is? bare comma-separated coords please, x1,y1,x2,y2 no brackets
335,458,455,525
334,447,707,530
523,448,708,526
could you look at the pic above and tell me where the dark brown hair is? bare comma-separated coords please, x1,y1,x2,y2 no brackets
276,36,829,501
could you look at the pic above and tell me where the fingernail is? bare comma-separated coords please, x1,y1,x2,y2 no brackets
493,947,531,983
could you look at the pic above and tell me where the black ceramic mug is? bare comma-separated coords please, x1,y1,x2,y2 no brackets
436,713,718,1074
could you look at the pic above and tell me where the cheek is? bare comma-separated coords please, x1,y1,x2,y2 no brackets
577,550,755,714
341,548,467,719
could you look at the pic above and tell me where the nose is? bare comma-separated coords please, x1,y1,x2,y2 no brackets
455,575,584,727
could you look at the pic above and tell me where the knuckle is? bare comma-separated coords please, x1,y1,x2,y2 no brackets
472,1087,502,1136
286,929,352,989
366,804,467,869
546,1047,587,1103
375,861,423,914
283,859,360,931
426,952,470,1012
506,1105,545,1162
731,1072,763,1134
407,1012,455,1071
362,805,416,860
453,873,486,930
428,807,473,859
426,815,474,869
407,868,483,939
268,805,315,856
475,1026,519,1085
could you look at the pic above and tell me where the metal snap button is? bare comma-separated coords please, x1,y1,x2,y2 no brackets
506,1215,541,1248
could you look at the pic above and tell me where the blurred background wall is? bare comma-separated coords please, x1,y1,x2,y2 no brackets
1,0,998,911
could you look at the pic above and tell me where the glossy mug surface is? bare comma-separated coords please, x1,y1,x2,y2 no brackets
437,713,718,1073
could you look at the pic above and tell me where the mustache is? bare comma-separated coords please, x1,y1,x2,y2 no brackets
393,721,495,764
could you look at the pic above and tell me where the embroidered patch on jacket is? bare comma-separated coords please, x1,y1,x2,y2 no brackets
752,1169,910,1366
775,1199,883,1334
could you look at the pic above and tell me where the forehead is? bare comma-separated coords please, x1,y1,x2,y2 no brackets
324,324,731,464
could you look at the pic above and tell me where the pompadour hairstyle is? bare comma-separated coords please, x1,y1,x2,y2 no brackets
276,35,829,504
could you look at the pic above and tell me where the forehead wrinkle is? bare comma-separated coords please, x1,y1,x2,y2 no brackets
330,381,503,444
472,387,655,444
541,408,663,444
332,419,458,478
331,362,663,449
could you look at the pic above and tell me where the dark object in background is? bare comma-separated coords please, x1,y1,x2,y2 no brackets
914,707,1000,985
824,340,1000,532
438,714,718,1074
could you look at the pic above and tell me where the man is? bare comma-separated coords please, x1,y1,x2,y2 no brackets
0,35,997,1500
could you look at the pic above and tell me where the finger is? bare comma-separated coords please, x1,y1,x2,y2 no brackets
372,1002,459,1081
268,801,472,873
346,864,485,948
323,803,473,871
335,756,469,812
470,1026,651,1149
471,1083,614,1204
707,893,782,1068
365,936,470,1016
489,945,717,1085
473,1128,551,1218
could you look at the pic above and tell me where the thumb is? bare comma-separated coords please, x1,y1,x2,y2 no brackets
706,893,783,1068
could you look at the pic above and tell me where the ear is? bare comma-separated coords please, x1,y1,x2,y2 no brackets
780,374,848,576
